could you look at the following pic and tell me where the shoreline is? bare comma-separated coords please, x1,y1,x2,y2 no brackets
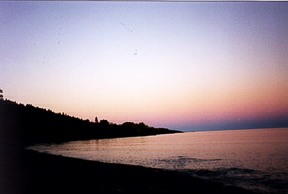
1,147,255,194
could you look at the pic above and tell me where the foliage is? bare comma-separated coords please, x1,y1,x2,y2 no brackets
0,100,181,146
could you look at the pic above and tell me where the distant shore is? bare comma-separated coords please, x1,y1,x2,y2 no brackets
0,99,181,147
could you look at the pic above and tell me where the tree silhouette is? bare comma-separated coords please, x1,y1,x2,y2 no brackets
0,99,181,145
100,119,109,126
0,89,3,100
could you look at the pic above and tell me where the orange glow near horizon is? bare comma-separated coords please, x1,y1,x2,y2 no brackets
1,2,288,130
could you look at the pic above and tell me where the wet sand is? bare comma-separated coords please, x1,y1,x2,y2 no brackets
1,146,255,194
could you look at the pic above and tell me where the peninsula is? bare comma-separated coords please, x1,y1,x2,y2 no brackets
0,99,181,146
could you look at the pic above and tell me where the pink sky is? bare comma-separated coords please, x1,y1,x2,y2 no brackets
1,2,287,130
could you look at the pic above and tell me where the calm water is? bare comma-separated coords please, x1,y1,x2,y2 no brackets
29,128,288,193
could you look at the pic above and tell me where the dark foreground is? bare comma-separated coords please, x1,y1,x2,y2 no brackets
0,146,255,194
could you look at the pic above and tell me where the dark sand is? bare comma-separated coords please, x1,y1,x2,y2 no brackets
0,145,256,194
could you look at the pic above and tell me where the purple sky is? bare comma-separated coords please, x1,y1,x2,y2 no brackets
1,2,288,131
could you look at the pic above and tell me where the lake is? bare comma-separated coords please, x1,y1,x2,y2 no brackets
29,128,288,193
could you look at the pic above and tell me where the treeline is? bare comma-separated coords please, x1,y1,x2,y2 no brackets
0,100,181,146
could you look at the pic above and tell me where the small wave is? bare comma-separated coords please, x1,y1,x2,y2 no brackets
155,156,222,169
180,168,288,193
180,167,258,179
159,156,222,164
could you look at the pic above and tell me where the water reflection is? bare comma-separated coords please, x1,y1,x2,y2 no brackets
29,128,288,172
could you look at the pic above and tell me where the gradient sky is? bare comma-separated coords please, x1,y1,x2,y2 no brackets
1,2,288,131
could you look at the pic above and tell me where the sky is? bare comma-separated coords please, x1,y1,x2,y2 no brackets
1,2,288,131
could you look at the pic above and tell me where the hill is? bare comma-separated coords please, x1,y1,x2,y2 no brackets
0,99,181,146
